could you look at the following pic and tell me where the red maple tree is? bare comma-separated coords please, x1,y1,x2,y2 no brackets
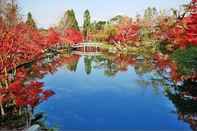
63,28,83,45
167,0,197,48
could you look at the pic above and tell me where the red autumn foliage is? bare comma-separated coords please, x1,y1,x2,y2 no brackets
0,22,45,76
46,28,61,46
0,11,85,116
109,23,140,45
0,31,80,112
167,0,197,48
0,20,83,80
63,28,83,45
0,21,61,113
183,14,197,45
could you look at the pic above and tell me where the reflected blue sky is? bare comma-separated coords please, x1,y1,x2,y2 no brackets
19,0,190,28
36,57,191,130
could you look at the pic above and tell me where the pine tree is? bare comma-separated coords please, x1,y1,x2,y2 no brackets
83,10,91,40
58,9,79,31
70,9,79,30
26,12,37,28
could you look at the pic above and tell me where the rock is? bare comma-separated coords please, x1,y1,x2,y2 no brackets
26,124,40,131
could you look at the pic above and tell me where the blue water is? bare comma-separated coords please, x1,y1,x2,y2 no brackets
36,56,191,130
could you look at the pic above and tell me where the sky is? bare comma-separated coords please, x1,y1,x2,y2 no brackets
19,0,190,28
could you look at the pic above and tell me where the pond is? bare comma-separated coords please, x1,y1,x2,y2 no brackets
28,51,195,130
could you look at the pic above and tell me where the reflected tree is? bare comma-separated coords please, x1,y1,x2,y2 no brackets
66,60,79,72
165,80,197,131
84,56,92,75
104,60,118,77
134,60,153,76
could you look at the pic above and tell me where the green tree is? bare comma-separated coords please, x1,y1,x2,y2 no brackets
144,7,158,21
58,9,79,31
95,21,106,30
83,10,91,40
110,15,124,24
103,24,117,38
84,56,92,75
26,12,37,28
171,46,197,75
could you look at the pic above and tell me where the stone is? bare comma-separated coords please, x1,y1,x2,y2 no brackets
26,124,40,131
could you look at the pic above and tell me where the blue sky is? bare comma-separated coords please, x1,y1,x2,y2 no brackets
19,0,190,28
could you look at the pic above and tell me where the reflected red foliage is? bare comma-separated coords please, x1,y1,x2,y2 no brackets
114,54,136,71
1,80,54,107
154,52,181,81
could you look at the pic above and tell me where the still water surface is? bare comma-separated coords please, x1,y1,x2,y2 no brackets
35,54,191,130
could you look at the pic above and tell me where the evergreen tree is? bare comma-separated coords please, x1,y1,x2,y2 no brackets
26,12,36,28
69,9,79,30
59,9,79,31
83,10,91,40
144,7,158,21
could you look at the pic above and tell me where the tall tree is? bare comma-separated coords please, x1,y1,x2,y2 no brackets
69,9,79,30
3,0,19,27
144,7,158,21
58,9,79,31
83,10,91,40
26,12,37,28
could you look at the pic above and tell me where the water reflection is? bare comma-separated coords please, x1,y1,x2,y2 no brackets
1,50,196,130
165,80,197,130
45,51,197,130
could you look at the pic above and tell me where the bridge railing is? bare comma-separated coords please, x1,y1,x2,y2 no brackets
71,42,102,48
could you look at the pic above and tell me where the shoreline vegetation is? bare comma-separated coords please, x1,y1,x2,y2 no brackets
0,0,196,130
